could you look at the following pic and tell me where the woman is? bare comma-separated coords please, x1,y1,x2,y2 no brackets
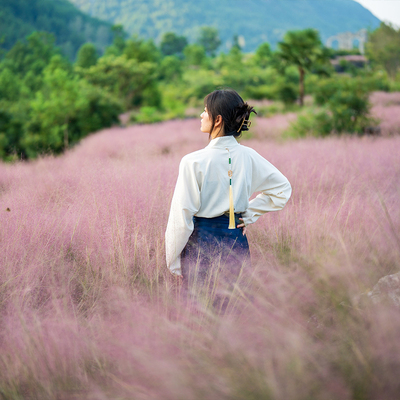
165,89,292,296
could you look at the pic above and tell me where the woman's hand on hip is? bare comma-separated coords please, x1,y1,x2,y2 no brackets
237,218,247,235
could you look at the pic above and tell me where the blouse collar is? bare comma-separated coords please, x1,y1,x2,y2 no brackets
206,135,239,149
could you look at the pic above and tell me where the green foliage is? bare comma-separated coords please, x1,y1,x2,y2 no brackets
285,109,332,138
0,105,27,160
0,33,122,160
181,69,223,101
366,22,400,79
4,32,59,76
196,27,221,57
184,44,206,67
287,76,375,137
231,35,242,52
104,25,128,57
244,85,276,100
328,87,371,134
76,55,157,108
159,56,183,81
276,29,329,106
129,83,187,124
314,76,381,106
124,36,160,63
253,43,272,68
277,84,298,105
2,14,395,160
111,25,127,53
160,32,187,57
76,43,98,68
22,68,121,158
0,68,21,102
0,0,112,59
130,106,165,124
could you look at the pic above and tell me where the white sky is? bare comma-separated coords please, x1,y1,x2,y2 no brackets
354,0,400,27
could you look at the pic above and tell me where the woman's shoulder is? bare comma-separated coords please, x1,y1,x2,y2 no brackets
235,143,265,159
180,148,209,165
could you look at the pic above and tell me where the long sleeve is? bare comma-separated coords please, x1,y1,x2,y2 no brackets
241,150,292,226
165,156,201,276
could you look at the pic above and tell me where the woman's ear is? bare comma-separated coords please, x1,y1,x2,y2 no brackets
215,115,223,128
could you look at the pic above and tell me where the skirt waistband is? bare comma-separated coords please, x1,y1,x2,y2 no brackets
193,213,243,229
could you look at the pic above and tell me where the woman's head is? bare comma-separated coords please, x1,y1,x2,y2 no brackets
201,89,256,138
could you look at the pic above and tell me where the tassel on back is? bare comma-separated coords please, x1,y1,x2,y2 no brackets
228,185,235,229
227,148,235,229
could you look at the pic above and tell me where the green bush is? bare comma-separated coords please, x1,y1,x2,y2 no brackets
328,90,371,133
255,103,285,117
389,79,400,91
244,85,277,100
285,109,332,138
277,84,298,105
130,106,165,124
0,69,122,160
315,77,375,131
182,69,223,100
76,55,157,109
313,78,341,105
0,101,30,160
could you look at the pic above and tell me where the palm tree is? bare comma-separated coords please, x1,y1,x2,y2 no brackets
276,29,328,106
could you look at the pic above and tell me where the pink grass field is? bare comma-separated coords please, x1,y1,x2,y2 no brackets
1,111,400,399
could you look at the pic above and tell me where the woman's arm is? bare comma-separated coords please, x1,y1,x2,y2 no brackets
165,156,201,276
241,150,292,226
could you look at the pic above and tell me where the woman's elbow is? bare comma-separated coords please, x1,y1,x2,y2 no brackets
285,180,292,203
276,180,292,209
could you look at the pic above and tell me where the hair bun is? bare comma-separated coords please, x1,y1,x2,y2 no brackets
234,102,257,133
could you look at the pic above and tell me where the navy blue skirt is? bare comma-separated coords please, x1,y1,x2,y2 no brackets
181,214,250,290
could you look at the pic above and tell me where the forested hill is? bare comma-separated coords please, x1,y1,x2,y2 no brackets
0,0,113,60
67,0,380,51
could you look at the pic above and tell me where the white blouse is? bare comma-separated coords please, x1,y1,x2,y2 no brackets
165,135,292,276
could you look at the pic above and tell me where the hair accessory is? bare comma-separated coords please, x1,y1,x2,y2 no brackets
237,117,252,133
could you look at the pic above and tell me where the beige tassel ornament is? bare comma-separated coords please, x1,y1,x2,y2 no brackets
227,149,235,229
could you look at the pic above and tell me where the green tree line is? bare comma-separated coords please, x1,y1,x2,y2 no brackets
0,23,399,160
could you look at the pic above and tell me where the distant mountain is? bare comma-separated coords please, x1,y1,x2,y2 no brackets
67,0,380,51
0,0,113,59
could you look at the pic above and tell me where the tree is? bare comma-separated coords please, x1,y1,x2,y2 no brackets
196,27,221,57
76,43,98,68
253,42,272,68
23,67,122,157
124,36,160,63
159,55,183,81
4,31,59,76
366,22,400,79
160,32,187,57
184,44,206,67
0,68,21,101
276,29,328,106
231,34,241,52
104,24,127,56
76,55,157,108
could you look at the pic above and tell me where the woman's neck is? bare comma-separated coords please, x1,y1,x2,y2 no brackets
210,129,225,140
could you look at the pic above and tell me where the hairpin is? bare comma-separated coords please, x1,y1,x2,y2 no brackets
237,117,252,132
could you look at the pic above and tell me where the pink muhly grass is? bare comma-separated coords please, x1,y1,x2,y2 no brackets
0,119,400,399
371,105,400,136
370,91,400,107
252,113,298,140
369,91,400,136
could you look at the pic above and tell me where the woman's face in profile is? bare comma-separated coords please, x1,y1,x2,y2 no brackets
200,107,212,133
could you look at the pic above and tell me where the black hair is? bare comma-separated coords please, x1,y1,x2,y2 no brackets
204,89,257,138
